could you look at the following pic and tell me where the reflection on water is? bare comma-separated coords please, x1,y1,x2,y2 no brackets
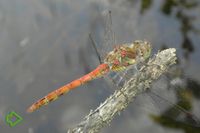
139,0,200,132
161,0,198,59
0,0,200,133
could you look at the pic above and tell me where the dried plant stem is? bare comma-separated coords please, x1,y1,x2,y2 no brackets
68,48,177,133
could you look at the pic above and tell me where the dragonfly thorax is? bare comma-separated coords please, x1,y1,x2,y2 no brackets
103,40,151,72
130,40,152,61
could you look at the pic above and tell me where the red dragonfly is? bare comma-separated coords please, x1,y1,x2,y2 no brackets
27,41,151,113
27,11,200,128
27,11,151,113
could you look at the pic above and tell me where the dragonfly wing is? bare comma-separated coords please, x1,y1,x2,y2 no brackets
89,10,116,64
104,71,126,90
105,64,200,127
105,65,138,89
96,10,117,60
101,10,116,59
89,33,103,64
145,88,200,127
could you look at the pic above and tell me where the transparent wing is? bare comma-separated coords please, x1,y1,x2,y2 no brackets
102,10,116,57
105,65,200,127
105,65,138,89
89,10,116,63
98,10,116,60
146,90,200,127
143,73,200,127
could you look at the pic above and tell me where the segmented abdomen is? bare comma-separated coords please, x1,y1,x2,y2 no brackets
27,63,109,113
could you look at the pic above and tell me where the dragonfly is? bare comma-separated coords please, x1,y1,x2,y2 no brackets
26,11,151,113
27,41,151,113
27,11,200,128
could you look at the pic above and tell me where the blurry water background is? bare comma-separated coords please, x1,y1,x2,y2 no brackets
0,0,200,133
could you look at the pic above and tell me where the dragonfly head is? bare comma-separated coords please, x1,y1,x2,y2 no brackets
130,40,152,60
